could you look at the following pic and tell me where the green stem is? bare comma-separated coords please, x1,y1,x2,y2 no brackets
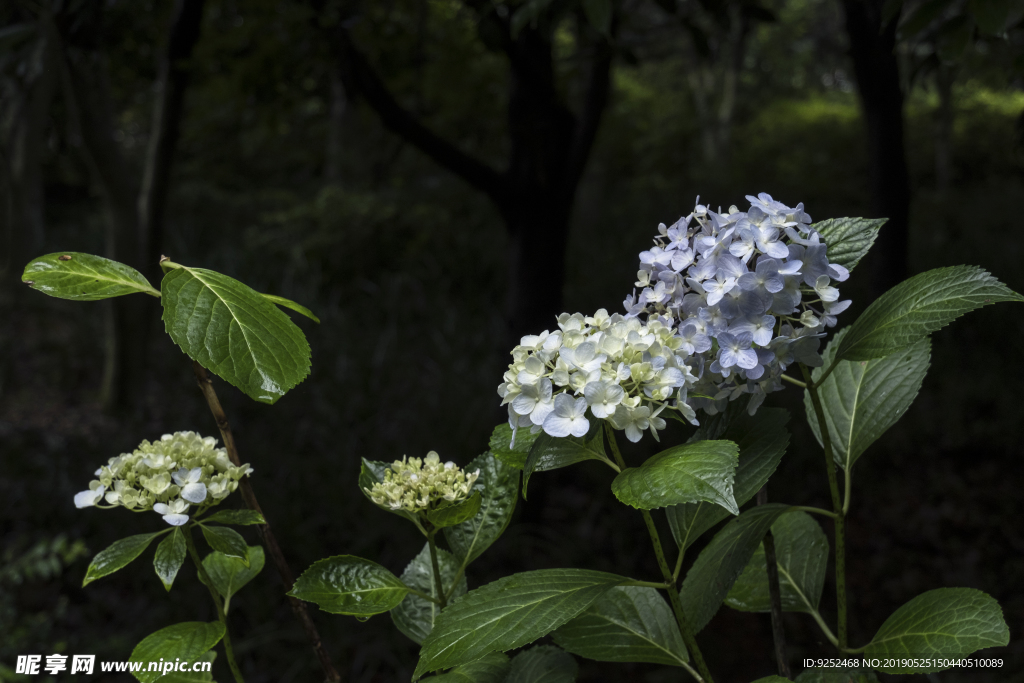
800,363,848,650
810,358,839,389
672,546,686,582
407,587,442,604
184,526,245,683
842,466,852,517
808,607,839,648
779,373,807,389
789,505,839,520
604,423,714,683
427,530,448,609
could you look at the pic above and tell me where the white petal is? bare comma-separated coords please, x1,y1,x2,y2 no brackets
153,503,170,515
543,413,574,438
181,482,208,504
569,417,590,438
162,514,190,526
74,489,102,508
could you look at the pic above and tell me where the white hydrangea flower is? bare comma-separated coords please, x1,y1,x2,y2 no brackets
499,192,852,443
73,431,252,526
366,451,480,515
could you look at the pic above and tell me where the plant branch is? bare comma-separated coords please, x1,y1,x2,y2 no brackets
789,505,838,520
325,21,504,203
800,363,848,650
604,423,714,683
779,373,807,388
184,525,244,683
191,362,342,682
757,487,791,679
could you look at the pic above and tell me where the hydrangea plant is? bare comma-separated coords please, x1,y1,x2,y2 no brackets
24,191,1020,683
291,193,1017,683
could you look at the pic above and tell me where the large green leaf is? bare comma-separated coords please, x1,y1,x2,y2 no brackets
129,622,225,683
392,543,467,645
421,653,510,683
199,509,265,526
835,266,1022,362
679,504,790,633
506,645,578,683
23,252,160,300
199,525,248,565
413,569,625,679
160,265,311,404
611,440,739,514
289,555,408,617
153,528,187,592
202,545,265,614
83,532,166,586
523,421,612,497
426,493,482,528
668,409,789,552
444,451,519,565
812,217,887,273
864,588,1009,672
805,329,930,470
794,669,877,682
725,511,828,613
552,586,688,667
489,423,541,470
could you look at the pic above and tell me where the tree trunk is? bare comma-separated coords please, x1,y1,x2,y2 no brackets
842,0,911,294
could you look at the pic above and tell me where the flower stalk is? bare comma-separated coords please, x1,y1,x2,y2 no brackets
184,525,245,683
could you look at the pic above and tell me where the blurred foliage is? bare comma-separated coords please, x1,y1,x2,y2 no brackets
1,0,1023,681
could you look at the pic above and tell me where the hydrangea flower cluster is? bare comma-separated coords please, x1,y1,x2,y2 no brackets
366,452,480,514
498,310,698,443
73,431,253,526
499,193,851,443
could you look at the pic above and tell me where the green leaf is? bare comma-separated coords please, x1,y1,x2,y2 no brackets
969,0,1010,35
523,421,612,497
836,266,1022,362
668,409,789,552
611,440,739,514
679,504,790,633
444,451,519,565
153,528,187,592
725,511,828,613
202,545,265,614
864,587,1009,672
421,653,510,683
289,555,409,617
506,645,578,683
811,218,887,273
129,622,225,683
261,292,320,323
359,458,422,526
582,0,612,36
22,252,160,300
413,569,625,679
83,532,165,586
199,509,265,526
199,526,248,565
392,543,467,645
805,329,930,471
794,668,878,683
552,586,688,667
752,677,795,683
426,493,482,528
160,265,311,404
489,423,540,469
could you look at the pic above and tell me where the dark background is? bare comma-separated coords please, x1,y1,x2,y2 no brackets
1,0,1022,681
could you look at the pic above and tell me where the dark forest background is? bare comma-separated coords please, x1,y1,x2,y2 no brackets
1,0,1023,681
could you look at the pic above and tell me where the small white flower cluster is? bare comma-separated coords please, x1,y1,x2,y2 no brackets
367,452,480,514
499,193,851,443
625,193,850,416
498,311,698,443
73,432,253,526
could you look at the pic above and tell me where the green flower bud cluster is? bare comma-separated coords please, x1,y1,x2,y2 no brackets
367,452,480,514
74,431,253,526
